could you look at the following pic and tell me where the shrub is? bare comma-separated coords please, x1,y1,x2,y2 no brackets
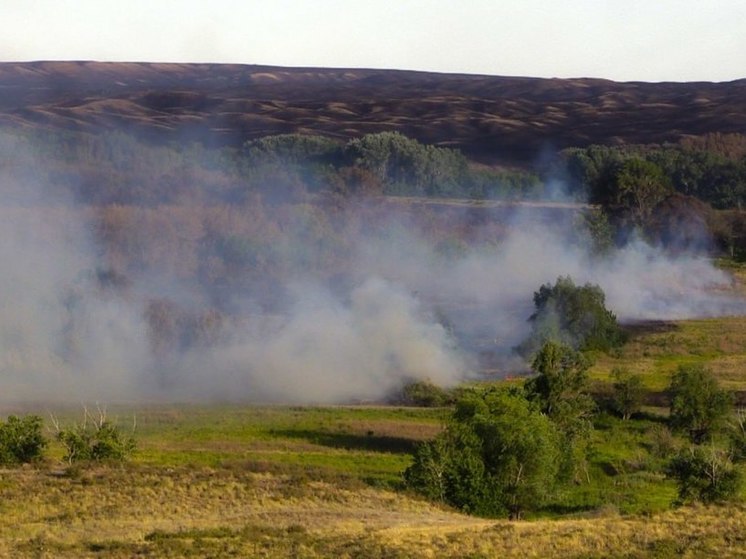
611,367,645,420
398,380,451,407
729,408,746,463
0,415,47,464
668,364,733,443
666,446,742,505
54,410,136,464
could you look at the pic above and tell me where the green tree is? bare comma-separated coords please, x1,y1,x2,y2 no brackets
343,132,468,196
521,276,625,354
405,387,560,519
608,158,673,228
525,341,595,481
666,446,742,505
243,133,341,166
728,408,746,463
668,364,733,443
611,367,645,420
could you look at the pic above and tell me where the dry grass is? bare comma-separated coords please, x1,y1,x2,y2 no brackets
0,465,744,558
591,315,746,390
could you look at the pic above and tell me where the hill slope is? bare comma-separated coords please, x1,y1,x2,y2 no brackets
1,61,744,164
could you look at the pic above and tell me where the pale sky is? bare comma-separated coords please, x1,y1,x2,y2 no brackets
2,0,745,82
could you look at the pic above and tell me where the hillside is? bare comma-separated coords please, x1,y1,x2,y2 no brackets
1,61,745,164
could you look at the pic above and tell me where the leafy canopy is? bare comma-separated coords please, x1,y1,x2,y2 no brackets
405,387,560,519
521,276,625,354
0,415,47,465
668,364,733,443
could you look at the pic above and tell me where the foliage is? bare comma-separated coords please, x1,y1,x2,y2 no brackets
575,208,614,254
343,131,468,196
526,342,592,421
405,387,560,518
521,276,625,354
243,134,342,166
602,158,673,228
525,341,595,481
54,410,136,464
557,136,746,211
611,367,645,420
729,408,746,463
466,167,544,200
398,380,452,407
0,415,47,464
665,446,742,505
668,364,733,443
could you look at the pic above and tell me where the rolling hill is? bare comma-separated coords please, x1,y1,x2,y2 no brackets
1,61,744,165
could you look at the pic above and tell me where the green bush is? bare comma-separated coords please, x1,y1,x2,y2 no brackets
0,415,47,464
398,380,451,407
729,408,746,463
668,364,733,443
55,412,136,464
520,276,625,354
405,386,560,519
611,367,645,420
666,446,742,505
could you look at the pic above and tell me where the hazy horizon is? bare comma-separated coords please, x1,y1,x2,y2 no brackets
2,1,745,83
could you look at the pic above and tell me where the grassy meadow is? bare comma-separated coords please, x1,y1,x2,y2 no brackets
1,263,746,557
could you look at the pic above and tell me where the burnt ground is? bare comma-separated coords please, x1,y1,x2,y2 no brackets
1,61,744,165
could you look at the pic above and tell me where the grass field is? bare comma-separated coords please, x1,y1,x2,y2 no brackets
0,400,743,558
591,262,746,392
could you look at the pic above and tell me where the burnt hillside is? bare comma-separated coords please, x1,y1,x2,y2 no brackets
1,61,744,165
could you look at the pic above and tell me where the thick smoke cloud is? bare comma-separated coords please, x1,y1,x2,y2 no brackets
1,134,744,404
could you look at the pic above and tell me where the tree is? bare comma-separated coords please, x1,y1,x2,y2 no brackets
405,387,560,519
521,276,625,354
525,341,592,420
611,367,645,421
343,132,468,196
728,408,746,463
666,446,742,505
609,158,673,228
668,364,733,443
525,341,595,481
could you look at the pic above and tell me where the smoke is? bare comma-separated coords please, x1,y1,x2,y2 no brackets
0,132,744,404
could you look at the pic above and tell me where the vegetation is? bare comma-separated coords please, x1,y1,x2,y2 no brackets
405,386,561,518
668,364,733,443
521,276,626,354
52,410,136,464
2,124,746,554
0,397,739,556
557,134,746,211
0,415,46,465
610,367,645,420
525,341,595,482
666,446,742,505
730,409,746,463
397,379,453,407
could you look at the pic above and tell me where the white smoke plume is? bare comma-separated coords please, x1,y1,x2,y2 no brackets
0,133,743,404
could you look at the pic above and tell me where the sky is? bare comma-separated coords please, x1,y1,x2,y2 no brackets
1,0,745,82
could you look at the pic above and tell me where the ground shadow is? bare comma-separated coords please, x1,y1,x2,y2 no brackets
270,428,418,454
